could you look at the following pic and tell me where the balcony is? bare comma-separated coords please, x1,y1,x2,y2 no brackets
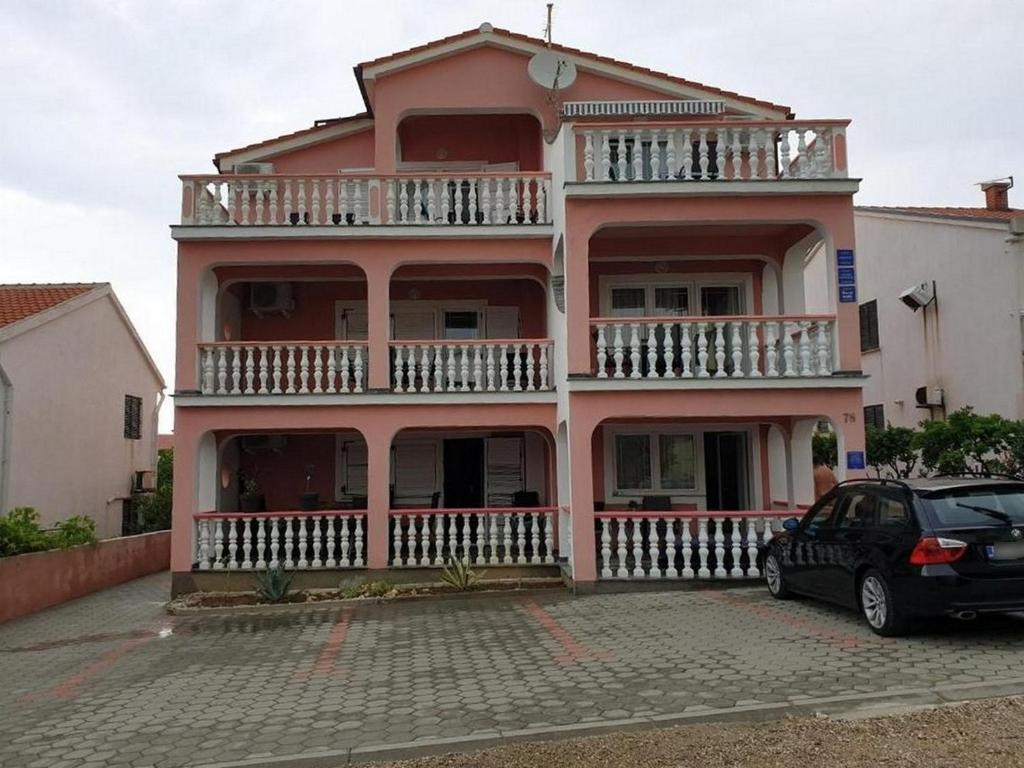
571,119,852,190
179,173,552,228
589,315,835,380
199,341,367,395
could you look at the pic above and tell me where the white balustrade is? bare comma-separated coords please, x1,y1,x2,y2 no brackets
386,175,551,225
389,509,557,566
391,340,553,393
182,174,552,226
591,317,834,379
596,513,778,580
194,512,367,570
199,343,366,395
579,123,845,182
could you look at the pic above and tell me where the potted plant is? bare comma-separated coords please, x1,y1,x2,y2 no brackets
239,476,265,513
299,464,319,511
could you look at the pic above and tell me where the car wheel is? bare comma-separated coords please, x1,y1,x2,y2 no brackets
764,552,793,600
859,569,909,637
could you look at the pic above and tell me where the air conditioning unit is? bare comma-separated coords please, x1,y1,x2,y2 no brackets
899,282,935,311
240,435,287,454
133,470,156,493
234,162,274,174
250,282,294,316
915,386,944,408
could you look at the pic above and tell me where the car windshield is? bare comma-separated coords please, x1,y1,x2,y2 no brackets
924,487,1024,527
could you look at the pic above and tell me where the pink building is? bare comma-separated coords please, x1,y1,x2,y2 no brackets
170,25,864,594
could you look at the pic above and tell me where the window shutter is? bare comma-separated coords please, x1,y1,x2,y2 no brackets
485,306,520,339
123,395,142,440
486,437,524,506
342,310,368,340
393,443,438,504
393,310,436,340
859,300,878,351
340,440,367,497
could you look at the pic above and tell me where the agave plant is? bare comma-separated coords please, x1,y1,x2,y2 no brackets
439,558,480,591
253,565,294,603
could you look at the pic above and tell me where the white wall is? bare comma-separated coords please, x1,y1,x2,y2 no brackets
0,294,163,538
822,213,1023,427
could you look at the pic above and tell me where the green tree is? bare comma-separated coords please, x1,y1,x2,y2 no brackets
812,431,838,468
865,425,919,478
135,448,173,532
917,407,1022,478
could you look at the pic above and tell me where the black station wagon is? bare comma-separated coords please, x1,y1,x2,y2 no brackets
761,477,1024,636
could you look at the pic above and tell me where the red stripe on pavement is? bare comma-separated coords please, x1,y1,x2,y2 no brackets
520,598,612,664
23,635,154,702
294,610,351,681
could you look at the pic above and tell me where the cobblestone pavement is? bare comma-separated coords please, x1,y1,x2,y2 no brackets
4,574,1024,767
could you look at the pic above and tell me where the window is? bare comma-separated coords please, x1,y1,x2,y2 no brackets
610,287,647,317
838,492,876,529
659,434,696,489
803,495,839,529
443,311,480,340
615,435,652,490
859,300,879,351
877,491,910,527
123,395,142,440
613,432,697,494
864,404,885,431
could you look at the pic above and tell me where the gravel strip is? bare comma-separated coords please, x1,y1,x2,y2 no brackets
364,696,1024,768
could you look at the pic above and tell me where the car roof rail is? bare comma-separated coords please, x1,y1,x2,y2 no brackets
834,477,915,492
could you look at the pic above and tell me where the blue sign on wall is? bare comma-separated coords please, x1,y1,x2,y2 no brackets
837,249,855,266
847,451,866,470
839,285,857,303
837,267,857,285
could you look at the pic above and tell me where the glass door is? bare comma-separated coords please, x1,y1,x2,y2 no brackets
700,285,742,375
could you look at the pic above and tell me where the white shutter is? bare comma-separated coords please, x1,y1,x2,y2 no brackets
485,306,520,339
339,439,367,497
486,437,524,507
341,310,368,340
393,310,436,340
393,442,438,504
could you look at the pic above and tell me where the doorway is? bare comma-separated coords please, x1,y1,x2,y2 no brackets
443,438,485,508
704,432,749,511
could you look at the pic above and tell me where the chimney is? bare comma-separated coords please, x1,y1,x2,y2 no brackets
981,179,1012,211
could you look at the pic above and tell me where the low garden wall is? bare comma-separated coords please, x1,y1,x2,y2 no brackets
0,530,170,624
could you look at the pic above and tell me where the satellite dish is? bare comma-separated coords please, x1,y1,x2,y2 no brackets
528,50,577,91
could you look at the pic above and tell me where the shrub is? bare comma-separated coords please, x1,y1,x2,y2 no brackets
439,558,480,591
865,424,919,478
918,408,1022,478
0,508,50,556
133,448,173,533
340,580,395,599
253,566,294,603
812,431,838,468
0,508,97,557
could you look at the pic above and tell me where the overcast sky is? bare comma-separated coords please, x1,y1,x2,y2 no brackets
2,0,1021,431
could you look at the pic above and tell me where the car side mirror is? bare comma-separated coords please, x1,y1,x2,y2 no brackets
783,517,800,532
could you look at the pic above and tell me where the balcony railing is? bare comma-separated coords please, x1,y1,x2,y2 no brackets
590,315,835,379
576,120,848,183
596,511,780,580
199,342,367,395
194,511,366,571
390,339,553,393
180,173,552,226
389,508,557,566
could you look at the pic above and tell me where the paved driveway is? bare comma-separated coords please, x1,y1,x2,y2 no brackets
4,574,1024,767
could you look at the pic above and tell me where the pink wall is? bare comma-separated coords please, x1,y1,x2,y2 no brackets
0,532,170,624
398,114,541,170
268,128,375,174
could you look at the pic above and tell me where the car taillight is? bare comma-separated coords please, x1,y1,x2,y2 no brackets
910,536,968,565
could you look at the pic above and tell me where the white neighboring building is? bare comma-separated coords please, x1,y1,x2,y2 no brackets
807,181,1024,430
0,284,165,538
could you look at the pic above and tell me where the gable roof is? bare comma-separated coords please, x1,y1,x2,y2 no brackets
356,24,793,117
214,112,373,170
0,283,165,388
0,283,98,329
857,206,1023,223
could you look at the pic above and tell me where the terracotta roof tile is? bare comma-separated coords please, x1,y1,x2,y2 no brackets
857,206,1022,223
358,26,793,115
213,112,372,166
0,284,100,329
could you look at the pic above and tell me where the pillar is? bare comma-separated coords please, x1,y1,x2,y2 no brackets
365,262,392,390
790,418,817,507
834,415,867,483
565,232,592,375
568,416,596,582
366,430,392,569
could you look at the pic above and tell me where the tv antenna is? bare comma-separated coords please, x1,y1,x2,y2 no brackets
528,3,576,95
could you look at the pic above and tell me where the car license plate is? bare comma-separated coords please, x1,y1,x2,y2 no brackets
986,541,1024,561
